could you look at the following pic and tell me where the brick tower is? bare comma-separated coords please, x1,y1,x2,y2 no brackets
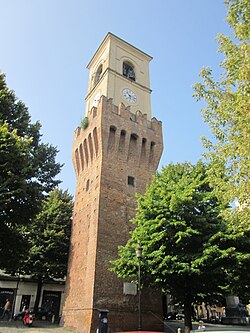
62,33,163,333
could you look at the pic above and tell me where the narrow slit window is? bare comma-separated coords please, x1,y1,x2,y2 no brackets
118,130,126,152
149,141,155,164
108,126,116,151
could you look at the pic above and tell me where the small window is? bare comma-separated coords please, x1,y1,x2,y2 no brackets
123,62,135,81
94,64,103,85
128,176,135,187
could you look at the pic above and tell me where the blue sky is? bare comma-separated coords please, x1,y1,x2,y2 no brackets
1,0,233,196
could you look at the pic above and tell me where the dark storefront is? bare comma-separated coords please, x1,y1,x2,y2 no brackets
42,290,61,320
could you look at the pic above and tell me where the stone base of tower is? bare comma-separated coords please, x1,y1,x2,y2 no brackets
107,310,164,332
61,308,164,333
61,309,94,333
62,287,163,333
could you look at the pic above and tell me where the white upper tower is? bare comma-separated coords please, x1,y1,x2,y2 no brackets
85,32,153,118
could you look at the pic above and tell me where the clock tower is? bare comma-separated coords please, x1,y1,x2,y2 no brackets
62,33,163,333
85,33,152,118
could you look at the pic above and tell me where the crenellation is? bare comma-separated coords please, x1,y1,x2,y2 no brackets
73,123,101,175
107,97,118,115
74,127,81,138
135,109,147,126
118,102,130,120
73,94,163,175
87,106,98,124
83,97,163,169
151,116,162,131
98,94,107,114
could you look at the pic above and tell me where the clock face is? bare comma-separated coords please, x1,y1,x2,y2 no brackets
93,92,100,107
122,88,137,104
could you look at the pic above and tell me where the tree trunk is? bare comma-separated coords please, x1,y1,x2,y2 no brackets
184,301,192,333
162,294,168,318
33,275,43,315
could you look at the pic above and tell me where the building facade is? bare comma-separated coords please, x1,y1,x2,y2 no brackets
62,33,163,333
0,272,65,320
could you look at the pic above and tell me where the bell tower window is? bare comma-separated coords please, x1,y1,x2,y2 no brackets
94,64,103,85
123,62,135,81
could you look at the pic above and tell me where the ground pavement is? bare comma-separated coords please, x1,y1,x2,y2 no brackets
164,320,250,333
0,319,76,333
0,319,250,333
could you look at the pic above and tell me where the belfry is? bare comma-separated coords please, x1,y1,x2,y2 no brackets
62,33,163,333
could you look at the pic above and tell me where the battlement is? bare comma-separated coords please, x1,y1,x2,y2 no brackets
73,96,163,176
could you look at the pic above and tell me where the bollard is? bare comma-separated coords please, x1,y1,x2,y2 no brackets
177,328,181,333
98,309,109,333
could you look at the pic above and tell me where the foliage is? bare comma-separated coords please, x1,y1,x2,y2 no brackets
21,188,73,314
0,73,62,271
193,0,250,226
112,162,236,332
0,122,31,268
23,188,73,279
193,0,250,303
81,116,89,129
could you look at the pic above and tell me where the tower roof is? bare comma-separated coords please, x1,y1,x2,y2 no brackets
87,32,152,69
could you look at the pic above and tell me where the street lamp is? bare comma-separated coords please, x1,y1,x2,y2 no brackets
135,245,142,331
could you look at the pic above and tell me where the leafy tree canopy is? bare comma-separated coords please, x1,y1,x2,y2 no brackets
193,0,250,226
193,0,250,302
20,188,73,314
0,72,62,270
22,188,73,279
112,162,238,331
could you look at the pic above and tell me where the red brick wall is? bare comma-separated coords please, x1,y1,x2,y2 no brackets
62,96,163,333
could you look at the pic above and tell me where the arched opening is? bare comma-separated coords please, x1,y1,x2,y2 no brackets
84,139,89,166
118,130,126,153
123,61,135,81
140,138,147,162
94,64,103,85
149,141,155,164
75,148,80,174
108,126,116,151
128,133,138,160
88,133,94,161
93,127,99,156
79,143,84,170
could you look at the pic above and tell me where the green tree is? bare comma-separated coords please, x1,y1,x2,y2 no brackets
193,0,250,224
112,162,235,333
0,122,31,268
193,0,250,303
22,189,73,315
0,73,62,271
